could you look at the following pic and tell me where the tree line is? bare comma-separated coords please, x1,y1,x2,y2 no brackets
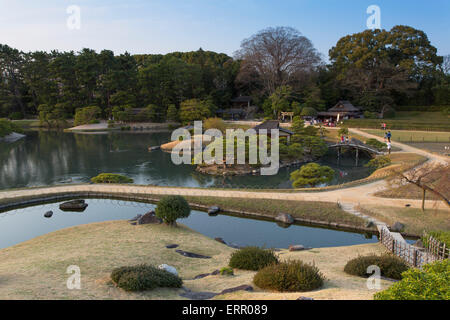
0,25,448,125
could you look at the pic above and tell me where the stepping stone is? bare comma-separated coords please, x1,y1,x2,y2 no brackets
179,291,217,300
220,285,253,295
44,211,53,218
175,250,211,259
166,244,179,249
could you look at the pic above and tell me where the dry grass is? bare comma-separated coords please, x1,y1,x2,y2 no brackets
356,205,450,235
184,196,367,228
214,243,391,300
0,220,391,300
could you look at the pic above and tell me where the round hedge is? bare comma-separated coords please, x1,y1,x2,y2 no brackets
111,264,182,292
229,247,279,271
90,173,133,184
344,254,408,280
253,260,324,292
155,195,191,225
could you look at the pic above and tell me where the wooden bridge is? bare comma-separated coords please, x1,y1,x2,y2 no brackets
328,141,384,166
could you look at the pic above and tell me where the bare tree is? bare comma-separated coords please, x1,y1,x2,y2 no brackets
443,54,450,75
390,162,450,211
235,27,322,95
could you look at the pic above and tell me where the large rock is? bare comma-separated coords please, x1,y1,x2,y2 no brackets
59,200,88,212
208,206,220,215
44,211,53,218
158,264,178,276
289,245,305,252
175,250,211,259
275,213,294,224
391,222,405,232
137,211,162,225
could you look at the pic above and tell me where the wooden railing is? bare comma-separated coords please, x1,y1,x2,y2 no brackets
379,227,443,268
423,232,449,260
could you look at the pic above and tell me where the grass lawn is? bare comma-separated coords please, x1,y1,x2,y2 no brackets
362,129,450,143
356,205,450,235
343,111,450,131
183,196,368,228
0,220,391,300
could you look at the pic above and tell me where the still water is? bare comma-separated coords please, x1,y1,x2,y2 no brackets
0,131,371,190
0,199,378,249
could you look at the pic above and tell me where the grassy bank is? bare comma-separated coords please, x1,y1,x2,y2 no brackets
183,196,368,229
343,112,450,131
0,220,390,300
356,205,450,235
362,129,450,143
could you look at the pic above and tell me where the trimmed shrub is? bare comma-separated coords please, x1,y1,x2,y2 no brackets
365,138,387,150
91,173,134,184
203,117,226,133
155,195,191,225
219,267,234,276
374,259,450,300
344,254,408,280
229,247,279,271
111,264,183,292
365,156,392,171
253,260,324,292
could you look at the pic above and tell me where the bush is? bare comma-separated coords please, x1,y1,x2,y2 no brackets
8,112,24,120
365,156,392,171
365,138,387,150
204,117,226,133
229,247,279,271
91,173,134,184
290,163,335,188
74,106,102,126
0,118,23,137
253,260,324,292
374,259,450,300
155,195,191,225
344,254,408,280
111,264,183,292
219,267,234,276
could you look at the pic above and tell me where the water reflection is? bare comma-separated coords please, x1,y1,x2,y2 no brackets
0,131,371,190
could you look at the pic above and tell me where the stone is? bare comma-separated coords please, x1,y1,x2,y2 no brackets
175,250,211,259
365,221,374,228
405,204,411,207
391,222,405,232
137,211,162,225
275,213,294,224
158,264,178,276
59,200,88,212
214,237,227,244
44,211,53,218
289,245,305,252
220,285,253,295
208,206,220,215
211,269,220,275
297,296,314,300
166,244,179,249
179,291,217,300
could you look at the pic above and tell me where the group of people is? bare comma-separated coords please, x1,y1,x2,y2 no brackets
340,135,349,144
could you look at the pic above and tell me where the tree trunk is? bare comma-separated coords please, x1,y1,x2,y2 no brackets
422,189,426,211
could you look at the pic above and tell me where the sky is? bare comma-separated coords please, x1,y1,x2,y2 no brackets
0,0,449,60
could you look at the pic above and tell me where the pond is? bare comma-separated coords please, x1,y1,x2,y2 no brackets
0,199,378,250
0,130,371,190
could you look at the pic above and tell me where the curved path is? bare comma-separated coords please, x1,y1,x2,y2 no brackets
0,130,448,215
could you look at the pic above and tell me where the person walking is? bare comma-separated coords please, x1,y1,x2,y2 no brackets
345,136,349,144
341,135,345,143
387,131,392,143
387,141,392,154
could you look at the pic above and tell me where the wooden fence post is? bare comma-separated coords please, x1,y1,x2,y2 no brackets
413,249,418,267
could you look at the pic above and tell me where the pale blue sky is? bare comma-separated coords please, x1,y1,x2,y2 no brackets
0,0,448,59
